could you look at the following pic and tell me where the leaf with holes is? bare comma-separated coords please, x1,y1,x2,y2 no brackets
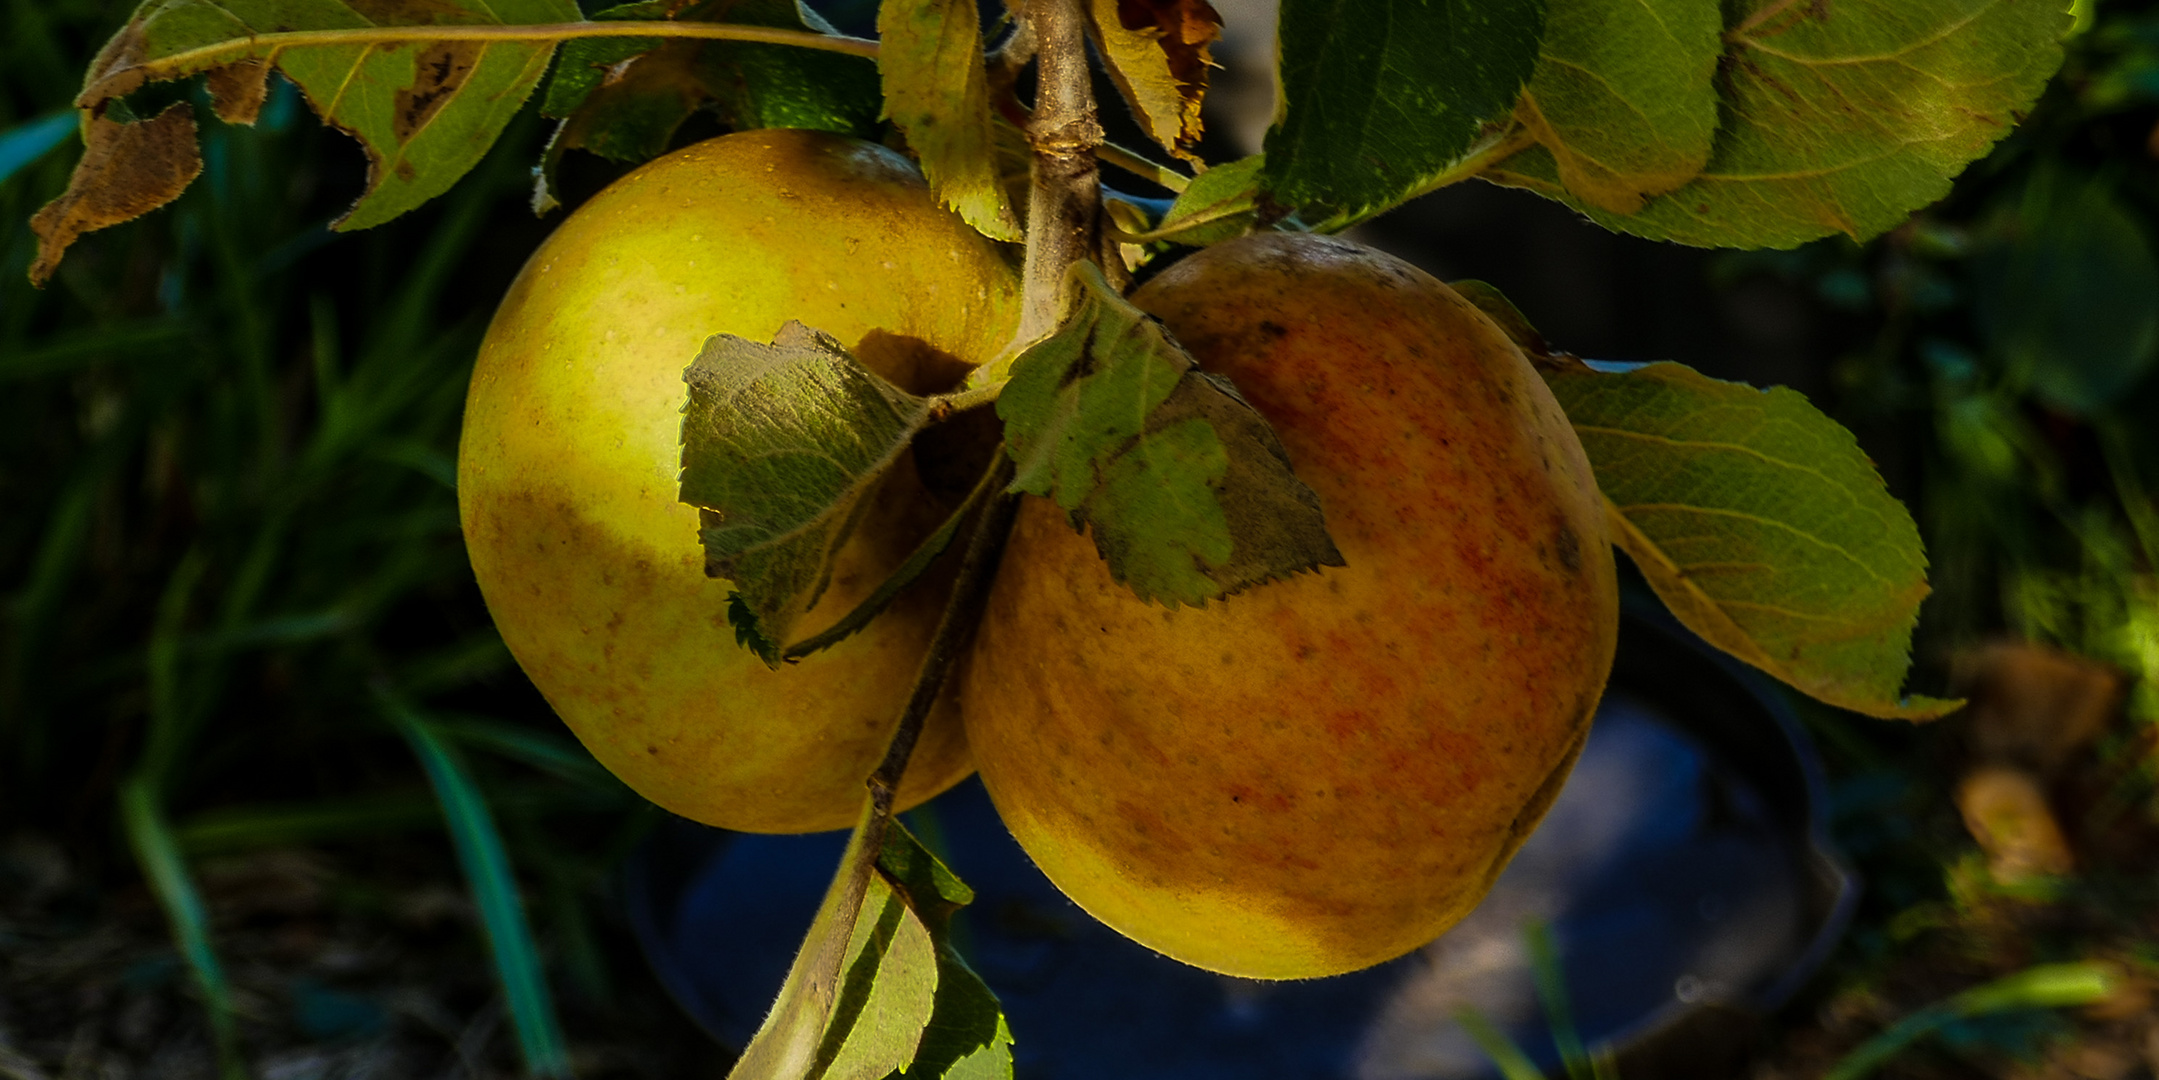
1087,0,1222,162
1543,360,1957,719
82,0,578,233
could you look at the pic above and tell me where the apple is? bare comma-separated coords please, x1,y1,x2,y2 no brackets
458,129,1020,833
959,233,1618,978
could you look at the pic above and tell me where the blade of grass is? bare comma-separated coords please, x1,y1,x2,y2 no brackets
175,791,445,854
1823,961,2119,1080
382,690,574,1079
0,111,74,187
1456,1006,1548,1080
119,776,245,1080
1525,920,1591,1080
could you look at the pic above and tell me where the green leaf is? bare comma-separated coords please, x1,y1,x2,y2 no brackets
1824,962,2118,1080
877,0,1020,240
727,803,1012,1080
0,111,78,187
121,778,245,1080
66,0,575,235
386,697,573,1079
678,321,933,663
532,0,881,212
1543,361,1958,719
1119,153,1262,245
1263,0,1545,227
1514,0,1719,214
1490,0,2073,249
998,262,1343,607
1972,170,2159,416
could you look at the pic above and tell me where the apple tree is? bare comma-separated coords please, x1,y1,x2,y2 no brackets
26,0,2073,1074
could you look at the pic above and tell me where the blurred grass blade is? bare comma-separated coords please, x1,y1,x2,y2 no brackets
384,692,574,1079
0,111,75,187
1824,961,2119,1080
1455,1006,1546,1080
120,777,245,1080
1524,920,1591,1080
430,714,622,791
175,791,445,854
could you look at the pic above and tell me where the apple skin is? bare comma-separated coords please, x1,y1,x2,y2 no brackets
459,129,1020,834
959,233,1618,978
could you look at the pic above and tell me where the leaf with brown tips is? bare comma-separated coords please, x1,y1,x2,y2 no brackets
29,103,202,287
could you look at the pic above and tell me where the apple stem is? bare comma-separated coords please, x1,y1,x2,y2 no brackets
865,453,1021,810
1015,0,1103,344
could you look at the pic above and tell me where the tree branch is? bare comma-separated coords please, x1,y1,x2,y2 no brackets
1015,0,1104,343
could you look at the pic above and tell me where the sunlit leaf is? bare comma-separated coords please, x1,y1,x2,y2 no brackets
879,0,1021,239
1087,0,1222,162
998,261,1342,606
1513,0,1719,213
727,803,1011,1080
1490,0,2072,248
1544,361,1959,719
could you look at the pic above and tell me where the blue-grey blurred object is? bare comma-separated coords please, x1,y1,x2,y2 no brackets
623,601,1855,1078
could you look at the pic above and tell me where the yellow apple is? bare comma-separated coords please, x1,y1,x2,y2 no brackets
459,129,1020,833
959,233,1618,978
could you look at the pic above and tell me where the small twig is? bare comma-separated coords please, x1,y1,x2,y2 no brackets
865,454,1021,809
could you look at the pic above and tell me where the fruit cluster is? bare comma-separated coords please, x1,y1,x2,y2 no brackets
458,130,1616,979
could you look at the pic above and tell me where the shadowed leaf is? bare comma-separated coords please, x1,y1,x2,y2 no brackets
679,322,934,664
1263,0,1544,226
1544,361,1958,719
999,261,1342,607
533,0,881,212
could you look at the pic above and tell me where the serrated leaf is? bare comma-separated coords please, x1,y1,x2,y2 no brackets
728,802,1011,1080
1489,0,2072,249
533,0,881,211
1087,0,1222,162
878,0,1020,240
29,103,201,286
1972,169,2159,416
1262,0,1545,227
1544,361,1958,719
679,322,932,664
998,262,1342,607
1119,153,1261,245
1513,0,1719,214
